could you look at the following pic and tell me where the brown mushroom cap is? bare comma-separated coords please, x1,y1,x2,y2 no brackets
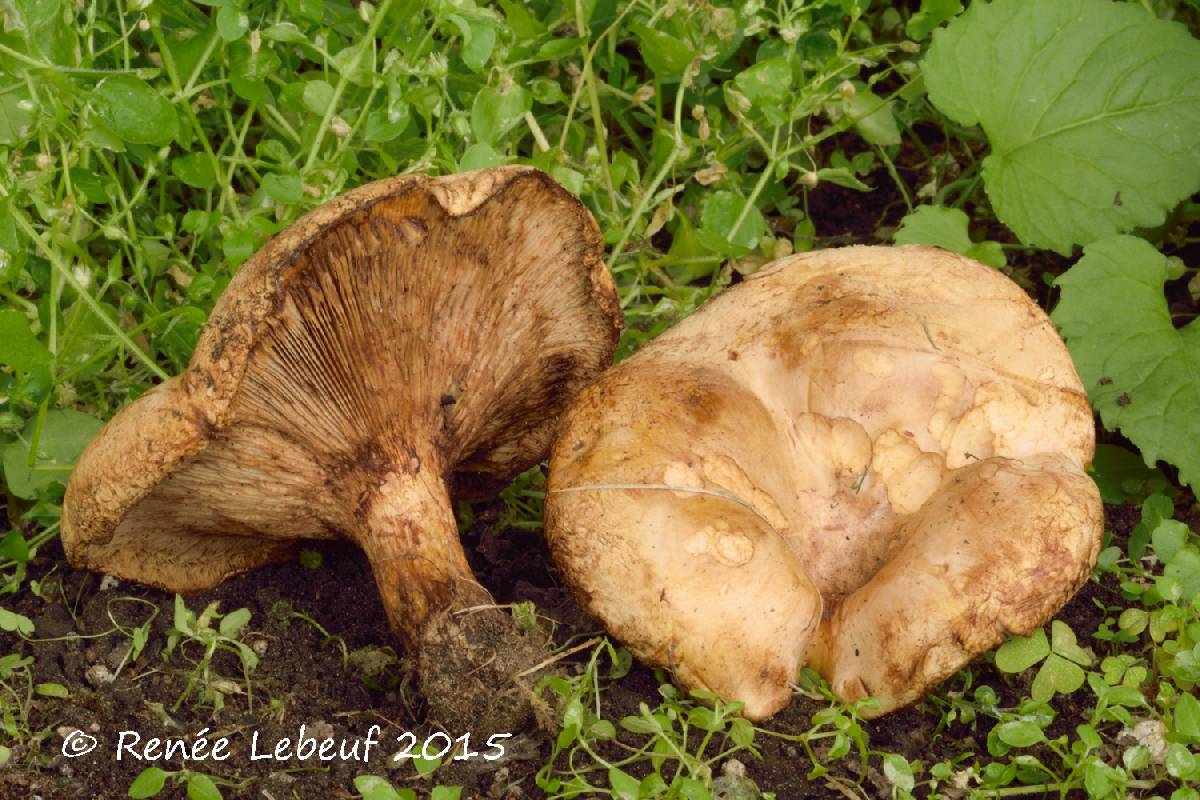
544,245,1101,719
63,166,621,726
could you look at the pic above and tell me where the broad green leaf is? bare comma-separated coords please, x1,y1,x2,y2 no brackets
907,0,962,40
1089,444,1172,503
35,682,68,698
1176,691,1200,741
186,773,222,800
882,754,915,792
843,83,900,147
458,143,502,171
261,174,303,205
219,608,252,639
607,767,640,799
215,5,249,41
1053,236,1200,489
995,719,1045,748
302,81,335,116
354,775,412,800
699,190,767,254
924,0,1200,253
0,607,34,636
430,788,461,800
893,205,1005,267
734,59,792,126
128,766,168,798
172,153,216,189
1032,653,1086,702
364,102,410,143
92,76,179,146
1050,620,1093,666
632,23,693,78
470,85,530,146
448,14,496,73
1165,546,1200,601
0,90,34,146
994,627,1049,673
1153,520,1189,564
3,409,104,499
0,310,50,373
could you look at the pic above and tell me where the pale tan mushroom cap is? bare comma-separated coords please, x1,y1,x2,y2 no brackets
545,245,1102,719
64,167,620,593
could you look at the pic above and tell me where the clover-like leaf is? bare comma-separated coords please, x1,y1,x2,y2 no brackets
924,0,1200,253
893,205,1005,267
1052,236,1200,489
994,627,1049,673
1050,620,1093,667
1031,653,1086,703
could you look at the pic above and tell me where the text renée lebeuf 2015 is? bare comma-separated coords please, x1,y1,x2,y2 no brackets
115,725,512,764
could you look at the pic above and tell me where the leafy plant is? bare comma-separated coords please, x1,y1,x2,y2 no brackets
924,0,1200,254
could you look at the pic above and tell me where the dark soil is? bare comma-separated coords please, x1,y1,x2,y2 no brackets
3,145,1196,800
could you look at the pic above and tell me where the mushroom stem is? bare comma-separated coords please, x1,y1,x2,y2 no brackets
355,465,487,645
355,463,546,730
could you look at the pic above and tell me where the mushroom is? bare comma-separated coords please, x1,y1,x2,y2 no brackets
544,245,1102,719
62,166,621,728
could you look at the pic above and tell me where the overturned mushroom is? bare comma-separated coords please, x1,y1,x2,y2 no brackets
545,245,1101,719
63,166,621,728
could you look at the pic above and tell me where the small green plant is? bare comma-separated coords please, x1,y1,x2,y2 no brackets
128,766,237,799
353,774,462,800
537,640,763,798
165,595,259,712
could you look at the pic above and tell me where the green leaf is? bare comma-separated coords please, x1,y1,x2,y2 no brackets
92,76,179,146
995,719,1045,748
216,5,249,42
364,102,410,143
607,767,640,799
924,0,1200,253
1176,692,1200,741
632,23,693,78
353,775,412,800
1050,620,1093,666
699,190,767,254
35,682,69,698
1165,546,1200,602
1032,653,1086,702
171,153,216,189
1052,236,1200,489
1153,520,1189,564
1089,444,1173,503
3,410,104,499
128,766,168,798
0,310,50,373
470,85,530,146
261,174,303,205
892,205,1004,267
458,143,502,171
448,14,496,73
734,59,792,126
843,83,900,147
186,773,222,800
302,81,334,116
907,0,962,40
882,753,915,792
219,608,251,639
430,788,461,800
994,628,1049,673
0,90,34,146
0,607,34,636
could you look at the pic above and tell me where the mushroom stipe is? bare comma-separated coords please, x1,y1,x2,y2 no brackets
544,245,1103,720
62,167,621,730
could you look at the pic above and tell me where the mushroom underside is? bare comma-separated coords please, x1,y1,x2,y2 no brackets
64,169,621,730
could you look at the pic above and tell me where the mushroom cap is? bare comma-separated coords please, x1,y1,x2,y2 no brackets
64,167,621,592
545,245,1102,719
